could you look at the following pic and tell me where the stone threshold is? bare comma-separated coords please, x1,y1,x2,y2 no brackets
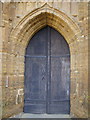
10,112,71,119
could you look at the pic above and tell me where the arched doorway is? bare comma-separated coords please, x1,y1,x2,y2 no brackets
24,26,70,114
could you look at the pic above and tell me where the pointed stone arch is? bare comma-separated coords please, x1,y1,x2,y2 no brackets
10,3,81,56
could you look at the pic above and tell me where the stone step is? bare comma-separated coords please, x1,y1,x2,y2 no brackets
11,112,71,119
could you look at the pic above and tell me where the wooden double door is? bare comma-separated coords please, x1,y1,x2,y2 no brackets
24,26,70,114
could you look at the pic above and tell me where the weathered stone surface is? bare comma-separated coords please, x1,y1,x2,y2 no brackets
0,1,88,118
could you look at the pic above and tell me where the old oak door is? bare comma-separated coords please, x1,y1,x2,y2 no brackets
24,26,70,114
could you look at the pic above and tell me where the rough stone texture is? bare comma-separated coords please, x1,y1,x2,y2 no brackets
0,1,88,118
88,2,90,118
0,1,2,119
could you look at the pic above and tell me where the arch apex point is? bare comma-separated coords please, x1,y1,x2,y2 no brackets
41,2,52,9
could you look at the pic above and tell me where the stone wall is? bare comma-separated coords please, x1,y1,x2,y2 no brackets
0,1,2,119
0,1,88,118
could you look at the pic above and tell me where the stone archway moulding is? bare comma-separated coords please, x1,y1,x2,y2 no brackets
10,3,81,54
